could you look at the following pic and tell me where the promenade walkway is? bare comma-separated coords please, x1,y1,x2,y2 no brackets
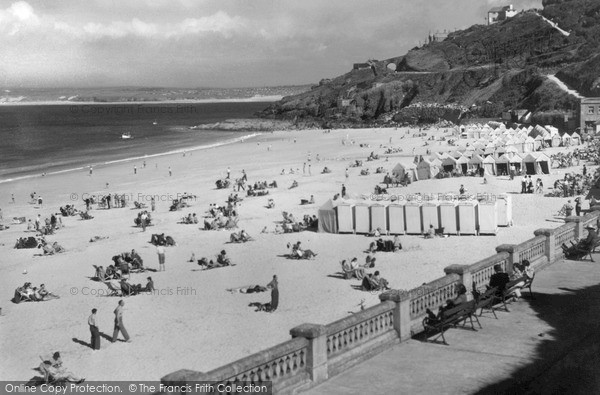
304,259,600,394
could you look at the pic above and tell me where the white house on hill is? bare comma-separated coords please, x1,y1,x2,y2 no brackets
488,4,517,25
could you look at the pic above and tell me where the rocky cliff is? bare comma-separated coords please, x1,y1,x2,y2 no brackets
258,0,599,127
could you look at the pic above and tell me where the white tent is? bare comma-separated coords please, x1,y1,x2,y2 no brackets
535,152,551,174
483,155,496,176
509,153,524,173
455,155,469,174
522,153,541,175
468,155,484,172
505,145,519,159
571,132,581,145
441,156,457,172
392,161,419,183
533,135,543,150
524,136,535,152
417,159,440,180
495,154,510,176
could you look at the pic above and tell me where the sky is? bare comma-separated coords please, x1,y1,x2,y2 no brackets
0,0,542,88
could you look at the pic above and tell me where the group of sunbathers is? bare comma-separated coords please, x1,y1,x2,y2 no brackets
59,205,78,216
247,185,269,197
113,249,145,271
180,213,199,224
13,282,60,303
287,241,317,259
134,211,152,227
150,233,176,246
197,250,233,269
14,236,43,249
230,230,253,243
40,239,65,255
368,235,402,253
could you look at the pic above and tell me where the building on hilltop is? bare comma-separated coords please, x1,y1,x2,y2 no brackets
580,98,600,135
427,30,448,43
488,4,517,25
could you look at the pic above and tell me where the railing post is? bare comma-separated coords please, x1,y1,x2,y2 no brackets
161,370,208,395
495,244,517,273
290,324,328,384
379,290,411,341
534,228,557,263
565,216,584,240
443,264,473,300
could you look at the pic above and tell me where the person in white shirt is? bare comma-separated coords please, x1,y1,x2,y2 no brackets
156,245,166,271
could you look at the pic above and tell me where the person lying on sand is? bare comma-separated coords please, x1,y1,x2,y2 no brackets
227,285,268,294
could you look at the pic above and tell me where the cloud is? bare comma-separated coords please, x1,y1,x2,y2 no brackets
0,1,40,34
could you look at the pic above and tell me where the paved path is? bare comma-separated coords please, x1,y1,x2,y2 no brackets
547,74,584,99
303,259,600,394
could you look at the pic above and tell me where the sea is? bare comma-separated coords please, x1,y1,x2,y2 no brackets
0,101,273,183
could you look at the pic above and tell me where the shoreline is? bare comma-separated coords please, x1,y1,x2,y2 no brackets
0,132,262,185
0,96,283,106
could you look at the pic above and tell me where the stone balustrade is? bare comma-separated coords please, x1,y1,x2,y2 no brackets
161,222,583,394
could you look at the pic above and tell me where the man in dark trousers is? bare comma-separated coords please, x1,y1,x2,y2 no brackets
112,300,131,343
267,275,279,312
88,308,100,350
488,264,510,297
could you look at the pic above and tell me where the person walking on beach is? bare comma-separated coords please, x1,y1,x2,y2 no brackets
112,300,131,343
345,168,349,179
151,197,156,212
89,166,93,176
309,164,312,175
342,184,347,198
38,196,43,207
242,169,247,182
157,245,166,271
267,275,279,312
169,167,172,177
134,165,137,175
303,163,306,174
11,194,15,204
227,167,231,179
88,308,100,350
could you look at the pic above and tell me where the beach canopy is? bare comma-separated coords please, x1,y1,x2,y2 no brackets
483,155,496,175
318,199,338,233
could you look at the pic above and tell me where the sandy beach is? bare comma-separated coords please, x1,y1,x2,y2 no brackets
0,126,588,381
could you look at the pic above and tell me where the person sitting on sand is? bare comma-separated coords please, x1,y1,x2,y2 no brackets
95,266,107,282
348,258,365,279
368,227,382,237
37,284,60,301
143,277,155,292
217,250,231,266
424,224,435,239
52,242,65,253
289,180,298,189
393,235,402,252
361,271,390,292
130,249,144,270
274,224,284,234
240,230,251,242
42,352,85,383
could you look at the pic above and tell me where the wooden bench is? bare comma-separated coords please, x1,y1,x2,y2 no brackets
422,300,481,345
481,274,535,314
474,287,499,319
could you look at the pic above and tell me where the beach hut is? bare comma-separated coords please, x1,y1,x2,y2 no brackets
353,202,371,234
561,133,572,147
484,143,496,156
495,154,510,176
497,194,513,226
335,201,354,233
551,133,561,147
505,145,518,159
533,135,543,150
455,155,469,175
441,156,457,172
439,201,458,234
509,153,523,173
522,153,541,175
370,203,387,233
571,132,581,145
318,199,338,233
478,200,498,235
535,152,550,174
422,201,440,230
468,155,484,173
482,155,496,176
404,201,423,234
392,161,418,184
417,159,440,180
458,200,478,235
387,202,405,235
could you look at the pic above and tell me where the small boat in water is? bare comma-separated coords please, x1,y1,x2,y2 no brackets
121,132,132,139
152,120,158,125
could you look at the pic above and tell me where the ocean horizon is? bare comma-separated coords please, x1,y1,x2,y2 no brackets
0,101,272,182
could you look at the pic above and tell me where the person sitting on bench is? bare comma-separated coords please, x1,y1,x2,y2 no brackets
426,284,468,321
488,264,510,297
508,260,534,299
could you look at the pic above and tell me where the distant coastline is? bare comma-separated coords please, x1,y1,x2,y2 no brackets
0,95,284,106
